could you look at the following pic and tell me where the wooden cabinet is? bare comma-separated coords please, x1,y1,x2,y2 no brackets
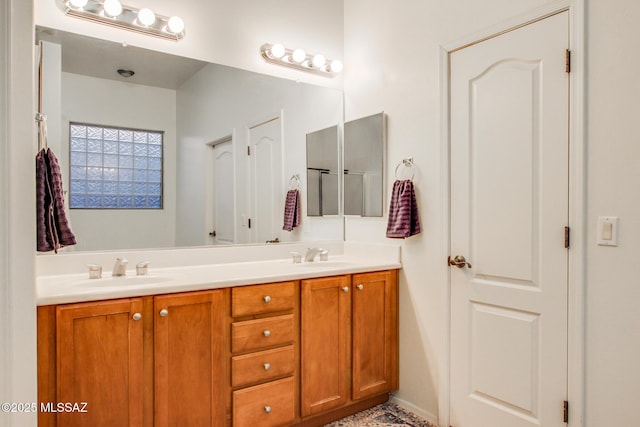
301,271,398,419
351,271,399,400
38,290,224,427
47,298,144,427
230,282,298,427
38,270,398,427
300,275,351,416
154,291,225,427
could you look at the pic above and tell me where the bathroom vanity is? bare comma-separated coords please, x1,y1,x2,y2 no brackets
36,242,400,426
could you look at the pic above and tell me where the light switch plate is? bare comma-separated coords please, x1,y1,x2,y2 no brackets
597,216,618,246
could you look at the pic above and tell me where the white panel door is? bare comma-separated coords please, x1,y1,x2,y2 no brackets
248,117,282,244
211,140,234,245
450,12,569,427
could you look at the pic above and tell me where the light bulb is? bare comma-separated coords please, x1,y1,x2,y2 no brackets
167,16,185,34
312,54,326,68
292,49,306,63
137,8,156,26
330,60,343,73
103,0,122,17
270,44,285,59
68,0,88,8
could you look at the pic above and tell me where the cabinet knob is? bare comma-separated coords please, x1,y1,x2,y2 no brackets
263,330,271,337
264,363,271,371
263,295,271,303
264,405,272,414
132,312,142,321
342,286,349,292
357,284,364,290
159,309,169,317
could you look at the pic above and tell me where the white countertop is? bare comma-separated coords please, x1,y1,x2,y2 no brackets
37,242,401,305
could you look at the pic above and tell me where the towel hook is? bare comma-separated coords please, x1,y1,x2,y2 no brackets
394,157,415,180
288,174,301,190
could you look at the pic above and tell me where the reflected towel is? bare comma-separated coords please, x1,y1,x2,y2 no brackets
37,148,77,252
386,179,421,238
282,189,301,231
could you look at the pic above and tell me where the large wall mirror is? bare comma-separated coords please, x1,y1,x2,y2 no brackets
344,112,385,217
36,26,344,252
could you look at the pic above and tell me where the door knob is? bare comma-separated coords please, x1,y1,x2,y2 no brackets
448,255,472,269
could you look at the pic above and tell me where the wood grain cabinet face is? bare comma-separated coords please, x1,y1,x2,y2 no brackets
351,271,399,400
55,298,144,427
154,290,225,427
232,377,295,427
300,271,399,417
232,282,295,317
300,275,351,416
39,290,225,427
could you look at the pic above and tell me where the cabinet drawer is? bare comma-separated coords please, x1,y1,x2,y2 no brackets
231,314,294,353
232,345,295,388
232,282,296,317
232,377,295,427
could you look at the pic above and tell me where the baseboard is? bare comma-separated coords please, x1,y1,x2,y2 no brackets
389,394,438,425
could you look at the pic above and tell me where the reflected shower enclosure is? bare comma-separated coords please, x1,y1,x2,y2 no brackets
306,125,339,216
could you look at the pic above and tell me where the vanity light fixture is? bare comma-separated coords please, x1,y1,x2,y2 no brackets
260,43,343,77
56,0,186,41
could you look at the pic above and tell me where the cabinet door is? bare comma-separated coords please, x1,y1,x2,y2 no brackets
154,290,224,427
56,298,144,427
352,270,399,400
301,275,351,416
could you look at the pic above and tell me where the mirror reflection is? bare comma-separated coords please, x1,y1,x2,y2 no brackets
344,112,385,216
306,125,340,216
36,26,344,252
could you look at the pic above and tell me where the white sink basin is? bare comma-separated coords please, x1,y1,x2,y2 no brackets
72,275,173,287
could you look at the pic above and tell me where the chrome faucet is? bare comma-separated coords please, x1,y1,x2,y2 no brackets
304,248,324,262
112,258,128,277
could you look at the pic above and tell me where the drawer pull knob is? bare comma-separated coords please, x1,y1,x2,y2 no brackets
357,284,364,290
159,309,169,317
132,312,142,321
263,330,271,337
263,295,271,303
264,363,271,371
342,286,349,292
264,405,272,414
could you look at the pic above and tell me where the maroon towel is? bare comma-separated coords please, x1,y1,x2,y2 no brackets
386,179,421,238
282,189,300,231
36,148,77,252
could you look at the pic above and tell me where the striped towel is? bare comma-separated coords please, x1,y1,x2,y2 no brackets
386,179,421,238
37,148,77,252
282,189,301,231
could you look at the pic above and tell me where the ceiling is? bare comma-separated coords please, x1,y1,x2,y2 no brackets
35,26,207,90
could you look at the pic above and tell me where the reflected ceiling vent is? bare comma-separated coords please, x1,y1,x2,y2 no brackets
117,69,135,78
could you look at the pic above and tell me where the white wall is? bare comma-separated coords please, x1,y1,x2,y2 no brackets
1,0,37,426
60,73,177,251
584,2,640,426
175,63,344,246
34,0,344,90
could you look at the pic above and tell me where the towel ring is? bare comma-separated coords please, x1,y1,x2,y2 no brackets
394,158,415,180
288,174,301,190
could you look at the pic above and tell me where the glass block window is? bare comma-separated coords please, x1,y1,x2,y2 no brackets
69,123,163,209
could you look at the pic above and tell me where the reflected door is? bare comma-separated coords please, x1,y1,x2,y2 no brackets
211,140,234,245
248,117,282,243
450,12,569,427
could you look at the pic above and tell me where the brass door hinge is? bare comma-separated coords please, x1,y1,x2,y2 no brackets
247,146,251,155
564,226,570,249
563,400,569,423
565,49,571,73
